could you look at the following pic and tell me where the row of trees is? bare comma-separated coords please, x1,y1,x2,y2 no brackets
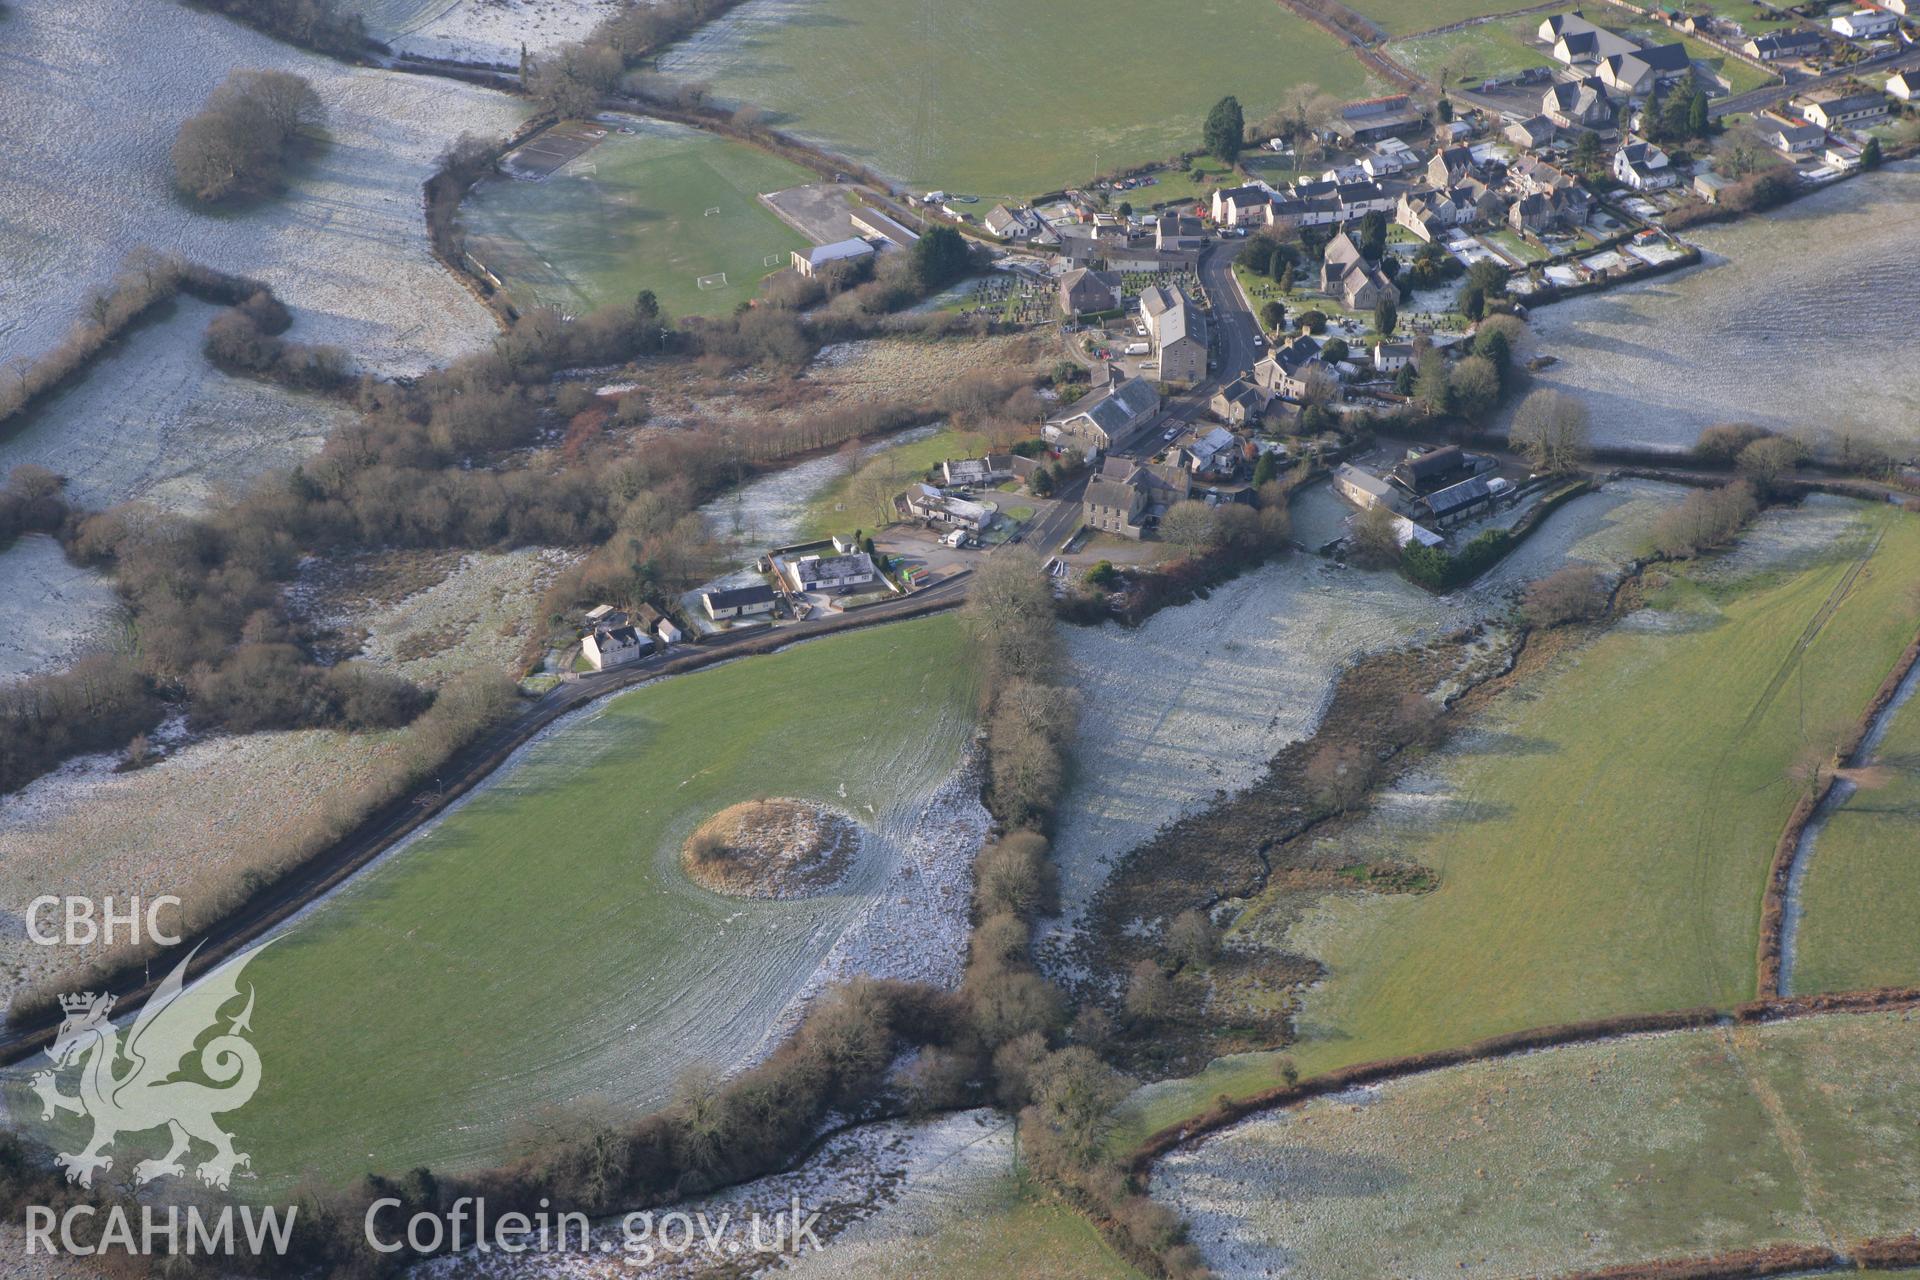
520,0,751,115
172,69,326,204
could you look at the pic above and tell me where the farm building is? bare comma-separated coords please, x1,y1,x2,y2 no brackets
1334,94,1425,142
703,583,778,621
791,237,877,278
581,624,649,671
1417,474,1503,527
1044,373,1161,457
1333,464,1400,512
1389,445,1496,499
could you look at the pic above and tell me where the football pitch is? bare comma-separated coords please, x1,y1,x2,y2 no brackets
458,116,817,320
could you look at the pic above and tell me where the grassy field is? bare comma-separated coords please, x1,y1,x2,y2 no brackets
1349,0,1560,38
822,1175,1147,1279
1118,504,1920,1144
1793,667,1920,994
1389,11,1563,84
459,116,816,320
656,0,1376,198
1156,1009,1920,1278
799,426,989,541
11,617,978,1191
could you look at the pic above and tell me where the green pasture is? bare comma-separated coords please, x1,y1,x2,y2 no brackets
655,0,1376,198
1349,0,1561,38
459,117,816,320
1389,11,1563,84
1152,1010,1920,1277
1793,666,1920,994
1119,504,1920,1144
24,617,977,1192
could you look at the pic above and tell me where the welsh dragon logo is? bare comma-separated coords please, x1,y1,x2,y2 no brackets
29,944,272,1190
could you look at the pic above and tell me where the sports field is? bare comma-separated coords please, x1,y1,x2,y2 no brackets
459,116,817,320
1119,503,1920,1143
657,0,1377,198
20,617,977,1191
1157,1009,1920,1278
1793,663,1920,994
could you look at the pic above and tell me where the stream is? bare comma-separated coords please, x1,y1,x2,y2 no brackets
1776,654,1920,995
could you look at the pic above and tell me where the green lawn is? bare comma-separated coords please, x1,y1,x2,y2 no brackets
1151,1010,1920,1277
1687,0,1801,35
801,427,991,540
1129,157,1242,211
1389,11,1564,84
655,0,1377,198
1119,505,1920,1145
834,1173,1146,1279
10,617,978,1192
1793,663,1920,994
458,116,816,320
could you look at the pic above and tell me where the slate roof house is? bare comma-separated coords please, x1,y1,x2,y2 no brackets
1139,285,1210,383
1612,138,1677,190
1543,77,1615,129
1155,211,1208,250
702,583,778,621
1745,28,1824,60
1254,336,1338,402
1083,460,1191,539
580,624,648,671
1210,377,1264,426
1210,186,1273,227
1044,373,1161,457
1388,445,1495,499
1058,267,1122,316
1798,90,1891,129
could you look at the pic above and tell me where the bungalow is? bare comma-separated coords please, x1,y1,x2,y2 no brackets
1831,8,1898,39
1890,70,1920,101
1210,377,1264,426
1745,28,1824,60
1505,114,1559,150
1058,267,1123,316
1044,373,1161,457
1372,339,1416,373
702,583,778,622
580,624,648,671
1211,186,1273,227
791,237,876,278
1758,116,1827,153
1543,77,1615,129
1333,463,1400,512
781,552,879,594
1612,138,1677,190
942,455,1036,487
1140,285,1209,383
984,203,1035,240
1798,89,1892,129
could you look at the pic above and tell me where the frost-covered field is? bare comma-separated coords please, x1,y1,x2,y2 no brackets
0,300,354,513
423,1110,1015,1279
698,424,939,554
0,535,121,683
1156,1010,1920,1279
356,0,626,63
0,0,527,376
0,723,406,1009
1039,479,1690,969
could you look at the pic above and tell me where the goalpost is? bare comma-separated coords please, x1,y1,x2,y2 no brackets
696,272,729,291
